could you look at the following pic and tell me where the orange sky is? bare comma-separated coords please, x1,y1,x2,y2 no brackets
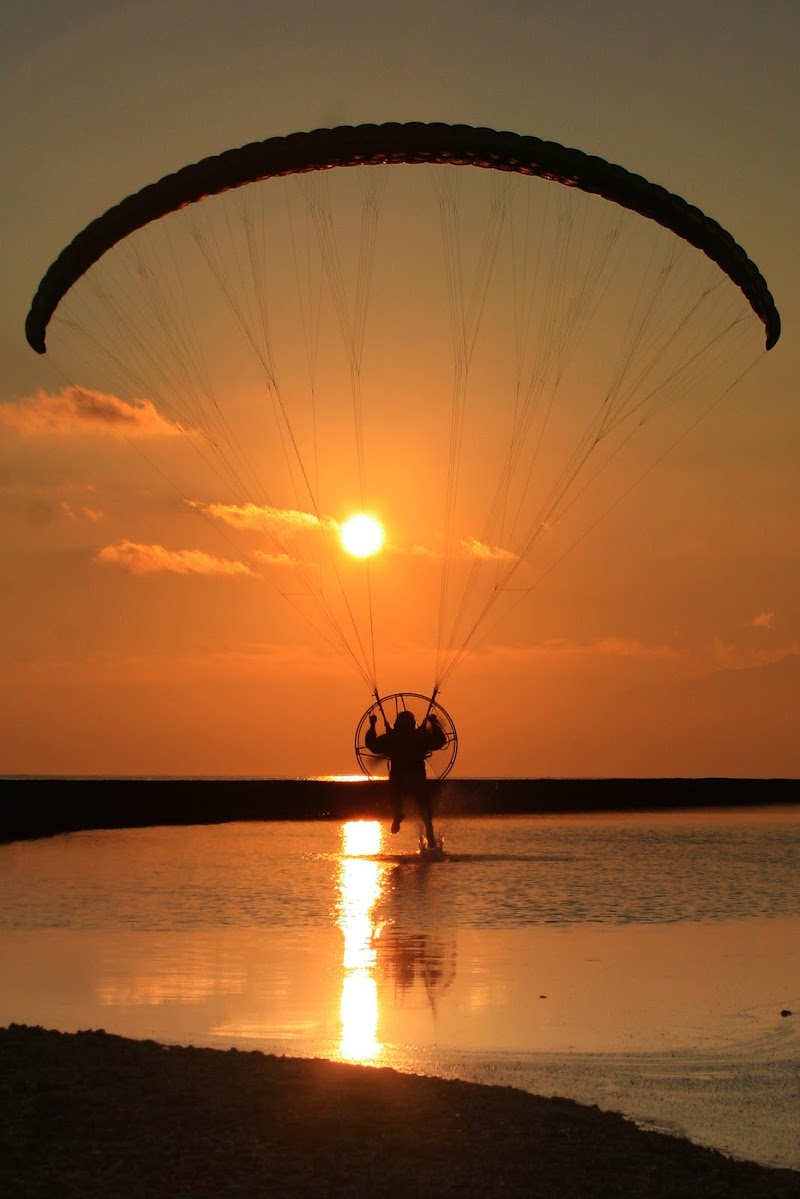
1,2,798,778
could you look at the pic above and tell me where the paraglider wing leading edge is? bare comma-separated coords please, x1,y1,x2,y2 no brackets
26,122,780,355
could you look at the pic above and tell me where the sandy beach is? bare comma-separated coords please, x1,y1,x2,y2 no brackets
2,1025,798,1198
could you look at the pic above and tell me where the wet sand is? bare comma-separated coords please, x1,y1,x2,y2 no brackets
2,1025,798,1198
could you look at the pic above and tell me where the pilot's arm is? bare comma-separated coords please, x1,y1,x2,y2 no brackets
365,712,387,755
426,712,447,751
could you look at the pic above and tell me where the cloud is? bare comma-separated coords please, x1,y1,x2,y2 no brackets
541,636,680,663
706,635,800,672
392,538,517,561
460,536,518,562
96,540,253,577
475,634,800,679
253,549,296,567
186,509,518,567
60,500,104,523
463,635,683,672
751,611,774,629
0,387,180,437
187,499,336,535
3,482,106,526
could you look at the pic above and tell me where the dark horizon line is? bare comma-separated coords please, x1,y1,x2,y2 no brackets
2,776,797,846
2,774,798,783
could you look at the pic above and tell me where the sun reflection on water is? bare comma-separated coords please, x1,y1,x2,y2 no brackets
335,820,389,1062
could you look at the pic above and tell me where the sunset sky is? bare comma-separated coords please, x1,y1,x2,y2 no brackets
2,0,798,779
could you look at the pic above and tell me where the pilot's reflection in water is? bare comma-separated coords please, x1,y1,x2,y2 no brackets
335,821,457,1063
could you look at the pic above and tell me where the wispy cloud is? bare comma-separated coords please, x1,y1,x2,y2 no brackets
96,540,253,577
187,499,336,535
751,611,774,629
465,635,682,671
0,387,180,437
2,482,106,526
375,536,517,561
253,549,296,567
707,635,800,672
460,536,518,562
476,634,800,678
60,500,104,523
185,508,518,568
542,635,680,663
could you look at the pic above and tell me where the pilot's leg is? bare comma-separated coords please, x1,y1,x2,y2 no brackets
390,783,404,834
417,784,437,849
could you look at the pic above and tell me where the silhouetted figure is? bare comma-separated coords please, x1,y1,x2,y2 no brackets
365,709,447,849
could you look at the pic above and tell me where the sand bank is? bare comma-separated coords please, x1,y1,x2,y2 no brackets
1,1026,797,1198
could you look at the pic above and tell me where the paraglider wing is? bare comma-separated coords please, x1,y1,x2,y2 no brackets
26,123,780,355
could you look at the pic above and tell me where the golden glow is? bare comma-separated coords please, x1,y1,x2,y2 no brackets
307,775,368,783
339,971,380,1060
335,821,389,1061
340,514,384,559
342,820,382,858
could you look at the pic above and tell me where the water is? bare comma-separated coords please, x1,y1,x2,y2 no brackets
1,808,798,1170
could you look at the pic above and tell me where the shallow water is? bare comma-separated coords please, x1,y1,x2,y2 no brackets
1,809,798,1169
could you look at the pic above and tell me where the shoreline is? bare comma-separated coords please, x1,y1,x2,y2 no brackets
1,776,797,843
2,1025,798,1198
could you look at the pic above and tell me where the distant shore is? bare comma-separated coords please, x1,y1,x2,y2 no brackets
1,776,797,843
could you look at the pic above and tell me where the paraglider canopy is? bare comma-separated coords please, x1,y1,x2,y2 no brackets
25,123,781,723
26,123,780,355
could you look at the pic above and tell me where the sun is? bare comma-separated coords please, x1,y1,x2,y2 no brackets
340,514,385,559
